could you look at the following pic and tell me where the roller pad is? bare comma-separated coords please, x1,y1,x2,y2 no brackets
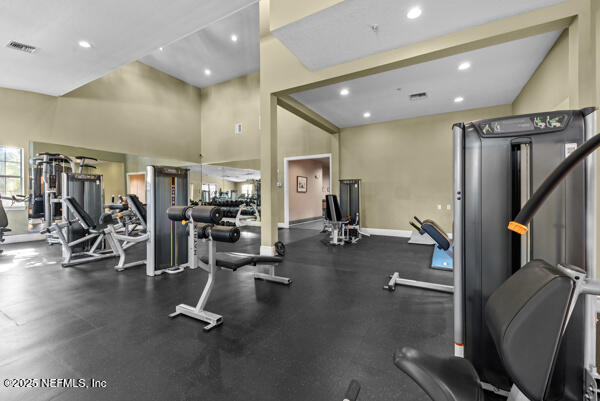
210,225,240,243
194,223,211,239
167,206,191,221
191,206,222,224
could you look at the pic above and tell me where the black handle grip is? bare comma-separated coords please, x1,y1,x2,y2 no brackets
509,128,600,234
343,380,360,401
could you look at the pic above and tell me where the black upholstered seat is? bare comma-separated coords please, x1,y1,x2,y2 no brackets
64,197,97,229
200,252,254,271
200,252,283,271
394,347,483,401
126,194,147,224
395,259,577,401
421,219,451,250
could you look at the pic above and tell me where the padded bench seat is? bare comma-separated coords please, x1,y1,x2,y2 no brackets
200,252,283,271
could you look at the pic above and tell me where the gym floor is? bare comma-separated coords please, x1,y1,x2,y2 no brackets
0,227,453,401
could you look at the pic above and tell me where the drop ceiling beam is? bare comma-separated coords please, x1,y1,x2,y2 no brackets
277,95,340,134
267,0,577,96
270,0,343,31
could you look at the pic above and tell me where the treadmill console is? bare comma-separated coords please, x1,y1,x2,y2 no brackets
476,112,570,137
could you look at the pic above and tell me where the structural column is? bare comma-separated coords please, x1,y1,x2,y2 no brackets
330,133,340,197
259,0,279,254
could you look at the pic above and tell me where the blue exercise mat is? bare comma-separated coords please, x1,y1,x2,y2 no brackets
431,246,453,270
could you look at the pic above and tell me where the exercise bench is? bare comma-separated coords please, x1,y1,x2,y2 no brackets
167,205,291,331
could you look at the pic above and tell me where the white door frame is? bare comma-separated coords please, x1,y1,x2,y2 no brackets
283,153,332,227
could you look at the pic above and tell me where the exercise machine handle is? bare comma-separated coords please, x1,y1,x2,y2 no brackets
343,380,361,401
509,130,600,235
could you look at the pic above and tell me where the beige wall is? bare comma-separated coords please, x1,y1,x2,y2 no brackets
124,154,189,174
340,104,512,231
513,30,570,114
0,62,202,234
198,72,333,223
95,162,126,204
288,159,327,221
200,72,261,164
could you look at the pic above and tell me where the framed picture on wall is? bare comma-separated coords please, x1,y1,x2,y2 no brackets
297,176,307,193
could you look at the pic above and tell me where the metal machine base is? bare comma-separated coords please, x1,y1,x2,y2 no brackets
384,272,454,294
115,259,146,272
253,264,292,285
169,304,223,331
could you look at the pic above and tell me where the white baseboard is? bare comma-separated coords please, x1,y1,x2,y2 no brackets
361,228,412,237
360,228,453,238
4,233,45,244
277,222,289,229
260,245,275,256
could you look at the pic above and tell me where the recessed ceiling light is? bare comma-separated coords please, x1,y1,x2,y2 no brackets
458,61,471,71
454,96,464,103
406,6,422,19
159,47,164,51
78,40,92,48
340,88,350,96
363,111,371,118
231,34,238,42
204,68,211,76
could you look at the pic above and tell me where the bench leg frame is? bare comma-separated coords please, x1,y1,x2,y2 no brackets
254,264,292,285
383,272,453,294
169,304,223,331
169,240,223,331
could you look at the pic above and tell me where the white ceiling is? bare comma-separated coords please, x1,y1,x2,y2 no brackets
187,164,260,182
273,0,566,71
0,0,255,96
140,2,259,88
290,30,562,128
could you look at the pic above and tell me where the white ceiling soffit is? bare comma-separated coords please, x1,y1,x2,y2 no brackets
186,164,260,182
0,0,255,96
273,0,566,71
290,30,562,128
140,2,259,88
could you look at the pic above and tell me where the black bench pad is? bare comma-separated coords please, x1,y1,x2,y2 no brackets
200,252,283,271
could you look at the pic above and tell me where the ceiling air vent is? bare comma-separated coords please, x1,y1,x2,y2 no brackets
6,41,37,54
409,92,428,101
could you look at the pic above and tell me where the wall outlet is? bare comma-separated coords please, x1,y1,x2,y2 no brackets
446,204,451,210
437,204,442,210
234,123,243,134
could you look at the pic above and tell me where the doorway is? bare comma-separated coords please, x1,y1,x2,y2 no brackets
127,172,146,203
284,153,331,228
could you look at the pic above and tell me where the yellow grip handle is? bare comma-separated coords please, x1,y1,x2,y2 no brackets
508,221,528,235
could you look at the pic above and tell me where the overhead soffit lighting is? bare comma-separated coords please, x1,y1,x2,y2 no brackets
340,88,350,96
363,111,371,118
231,34,238,42
454,96,464,103
458,61,471,70
406,6,422,19
204,68,211,76
78,40,92,48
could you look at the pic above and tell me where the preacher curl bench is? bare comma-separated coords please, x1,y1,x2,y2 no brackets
166,205,291,331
